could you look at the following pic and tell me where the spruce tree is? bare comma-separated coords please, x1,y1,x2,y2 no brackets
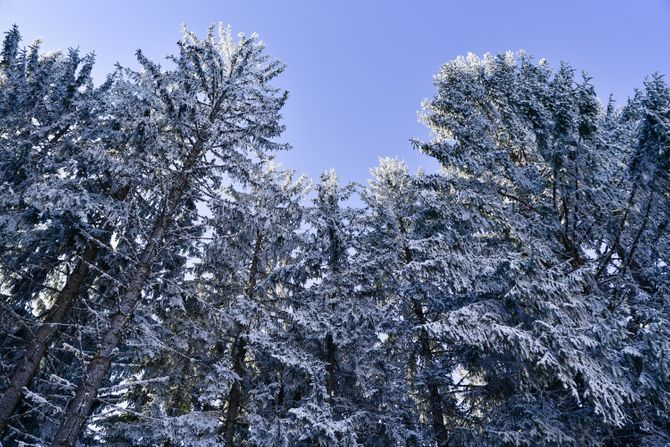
52,25,288,446
0,26,129,440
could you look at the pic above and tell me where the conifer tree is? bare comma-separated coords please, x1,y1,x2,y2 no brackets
415,52,640,445
52,25,288,446
0,26,130,439
1,22,669,447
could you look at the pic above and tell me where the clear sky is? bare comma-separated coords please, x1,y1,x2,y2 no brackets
1,0,669,183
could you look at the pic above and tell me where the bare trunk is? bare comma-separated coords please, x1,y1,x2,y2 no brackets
0,184,130,437
52,141,203,447
0,245,97,436
614,194,657,295
221,230,263,446
595,183,639,280
412,301,449,447
398,219,448,447
323,218,341,405
276,370,284,407
222,336,246,447
325,332,335,401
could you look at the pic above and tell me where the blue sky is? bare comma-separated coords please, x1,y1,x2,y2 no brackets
1,0,669,183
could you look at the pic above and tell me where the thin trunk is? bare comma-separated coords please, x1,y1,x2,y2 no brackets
276,370,285,408
412,300,449,447
0,184,130,437
0,245,96,436
552,167,557,211
325,332,335,401
52,140,203,447
621,193,653,275
243,231,263,298
615,244,657,295
324,218,341,405
222,336,246,447
595,183,639,281
398,220,448,447
613,193,657,295
221,230,263,446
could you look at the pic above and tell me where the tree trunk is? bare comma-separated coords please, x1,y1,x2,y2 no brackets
412,301,449,447
0,184,130,437
325,332,335,402
221,230,263,446
0,245,97,436
398,219,449,447
52,141,203,447
222,336,246,447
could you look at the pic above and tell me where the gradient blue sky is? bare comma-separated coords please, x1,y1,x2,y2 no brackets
1,0,669,183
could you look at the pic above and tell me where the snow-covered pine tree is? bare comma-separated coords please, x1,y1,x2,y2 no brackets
357,158,479,446
92,162,308,446
213,165,310,447
0,26,131,441
595,75,670,446
2,21,668,447
51,24,289,446
414,52,639,445
269,169,367,446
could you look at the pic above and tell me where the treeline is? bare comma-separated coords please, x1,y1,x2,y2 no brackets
0,24,668,447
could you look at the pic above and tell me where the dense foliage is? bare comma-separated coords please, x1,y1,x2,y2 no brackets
0,25,668,447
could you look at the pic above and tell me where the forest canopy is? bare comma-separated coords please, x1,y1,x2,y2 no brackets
0,23,668,447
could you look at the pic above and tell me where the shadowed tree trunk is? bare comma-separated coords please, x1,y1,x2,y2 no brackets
222,230,263,446
398,220,449,447
52,140,204,447
411,300,449,447
325,332,336,401
0,184,130,437
222,336,247,447
322,208,342,405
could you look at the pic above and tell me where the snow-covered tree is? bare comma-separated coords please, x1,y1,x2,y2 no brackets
1,23,668,447
415,52,642,446
0,25,131,441
93,162,309,446
596,75,670,446
50,24,289,446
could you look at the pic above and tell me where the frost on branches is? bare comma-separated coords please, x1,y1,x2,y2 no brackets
0,26,668,447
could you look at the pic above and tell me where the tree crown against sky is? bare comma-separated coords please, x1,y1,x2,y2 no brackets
1,0,669,184
0,16,669,447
